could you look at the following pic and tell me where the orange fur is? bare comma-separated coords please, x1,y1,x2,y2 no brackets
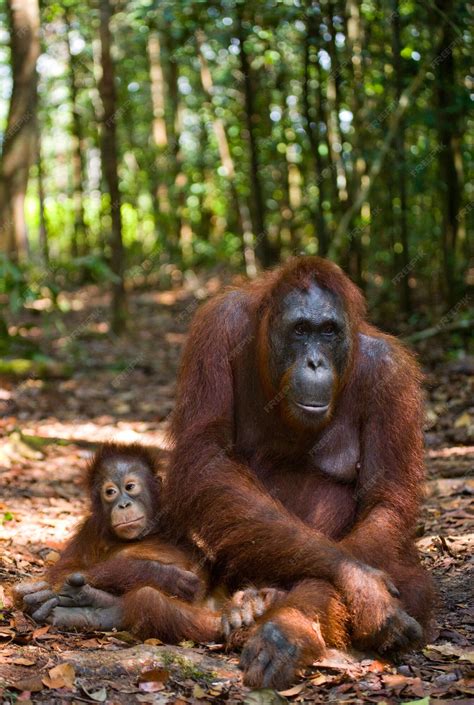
166,256,433,682
45,443,220,644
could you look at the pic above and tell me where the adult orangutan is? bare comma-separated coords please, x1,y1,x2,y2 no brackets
165,256,433,688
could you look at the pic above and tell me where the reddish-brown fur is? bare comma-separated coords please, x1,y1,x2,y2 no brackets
165,256,433,683
45,443,220,644
122,586,219,644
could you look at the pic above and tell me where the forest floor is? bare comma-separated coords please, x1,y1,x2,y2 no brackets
0,278,473,705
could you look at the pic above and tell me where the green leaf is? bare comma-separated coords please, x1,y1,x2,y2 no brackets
244,690,287,705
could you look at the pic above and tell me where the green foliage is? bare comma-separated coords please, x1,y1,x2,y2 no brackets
0,255,38,314
54,255,118,285
2,0,472,319
0,256,40,354
0,251,116,355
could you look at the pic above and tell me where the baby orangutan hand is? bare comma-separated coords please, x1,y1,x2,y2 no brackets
222,587,287,645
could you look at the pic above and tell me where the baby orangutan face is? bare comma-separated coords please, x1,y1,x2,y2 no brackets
100,459,155,540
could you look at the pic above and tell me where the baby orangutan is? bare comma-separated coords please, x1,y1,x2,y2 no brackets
15,443,278,644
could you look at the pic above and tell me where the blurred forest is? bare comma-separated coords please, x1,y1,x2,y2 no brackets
0,0,472,342
0,3,473,702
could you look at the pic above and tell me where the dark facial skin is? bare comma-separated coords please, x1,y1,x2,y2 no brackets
99,458,155,540
269,283,351,428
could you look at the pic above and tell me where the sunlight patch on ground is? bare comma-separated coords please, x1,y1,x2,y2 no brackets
20,421,169,448
427,446,474,458
1,499,82,553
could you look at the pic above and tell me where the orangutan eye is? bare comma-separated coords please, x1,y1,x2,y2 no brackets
104,487,117,499
294,321,310,337
124,478,141,494
320,322,337,337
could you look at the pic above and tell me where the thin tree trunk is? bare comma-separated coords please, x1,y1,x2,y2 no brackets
0,0,40,259
435,0,462,303
343,0,366,285
161,32,183,257
325,4,349,208
37,130,48,264
148,31,168,150
273,61,297,254
391,0,411,313
98,0,126,334
147,27,170,243
196,30,257,276
302,24,328,256
314,57,337,221
236,13,273,267
65,4,87,258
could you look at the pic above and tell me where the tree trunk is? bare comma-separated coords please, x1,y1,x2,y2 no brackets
147,27,170,244
235,13,273,267
98,0,126,334
343,0,366,286
196,30,257,276
435,0,462,303
314,56,337,223
37,130,48,264
302,24,328,256
0,0,40,260
325,3,349,210
391,0,411,313
160,31,183,257
65,4,87,258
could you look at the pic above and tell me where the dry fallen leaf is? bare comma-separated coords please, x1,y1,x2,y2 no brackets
278,682,306,696
192,684,207,698
42,662,76,689
309,673,330,686
13,611,32,634
425,644,474,663
0,627,14,644
81,637,104,648
383,674,412,691
138,667,170,693
368,659,391,672
107,630,136,643
138,681,165,693
32,625,50,639
208,684,225,696
138,667,170,684
382,673,425,697
12,657,36,666
43,550,60,564
80,685,107,702
9,675,44,692
314,649,359,671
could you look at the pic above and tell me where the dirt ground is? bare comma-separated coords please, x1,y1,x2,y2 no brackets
0,282,473,704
